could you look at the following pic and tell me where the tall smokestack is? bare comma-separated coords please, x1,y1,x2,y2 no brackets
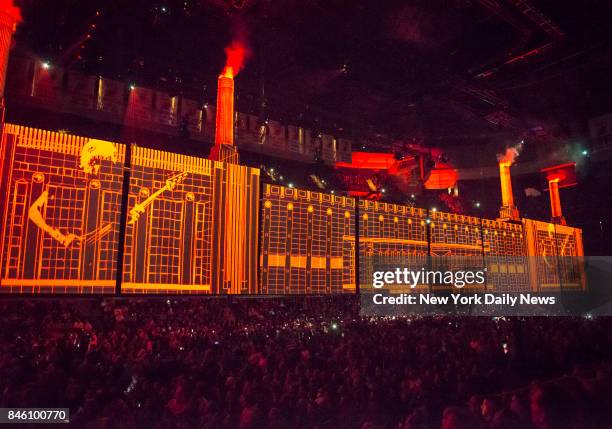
215,69,234,147
209,41,249,164
540,163,576,226
497,146,520,221
548,179,563,224
0,1,21,104
209,68,239,163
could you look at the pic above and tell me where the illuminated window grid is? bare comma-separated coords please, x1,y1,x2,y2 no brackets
535,228,562,288
0,128,125,293
484,219,529,292
540,224,581,290
554,229,581,289
38,185,86,284
122,151,215,294
358,200,428,291
3,180,28,282
147,198,184,285
122,195,137,285
96,190,122,281
193,202,212,287
260,185,355,295
92,160,124,286
430,211,483,291
430,211,482,257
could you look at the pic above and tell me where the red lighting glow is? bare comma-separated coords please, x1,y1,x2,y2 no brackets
222,41,250,78
335,152,396,170
0,0,22,23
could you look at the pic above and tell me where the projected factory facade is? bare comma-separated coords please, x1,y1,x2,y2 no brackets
0,124,585,294
122,147,260,294
260,184,356,294
0,124,125,293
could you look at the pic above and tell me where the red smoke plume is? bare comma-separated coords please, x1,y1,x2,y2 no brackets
0,0,22,23
222,41,251,78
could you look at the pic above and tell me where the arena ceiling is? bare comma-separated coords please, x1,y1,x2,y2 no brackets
12,0,612,148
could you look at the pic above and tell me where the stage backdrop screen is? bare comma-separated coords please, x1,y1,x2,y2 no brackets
0,124,125,293
260,184,356,294
121,147,260,294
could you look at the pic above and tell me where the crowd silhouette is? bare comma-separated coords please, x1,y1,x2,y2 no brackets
0,297,610,428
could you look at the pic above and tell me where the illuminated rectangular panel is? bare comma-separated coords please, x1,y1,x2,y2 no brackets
483,219,529,292
553,224,585,290
260,184,355,294
358,200,429,292
122,147,260,294
0,124,125,293
430,210,484,291
523,219,585,291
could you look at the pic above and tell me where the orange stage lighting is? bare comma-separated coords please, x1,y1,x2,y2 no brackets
210,41,249,164
0,124,585,294
215,69,234,146
0,0,21,101
209,69,238,163
498,161,519,221
335,152,396,170
540,162,577,225
423,167,457,190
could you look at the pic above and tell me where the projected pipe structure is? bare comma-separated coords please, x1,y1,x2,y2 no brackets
541,162,577,226
209,67,239,164
498,160,519,221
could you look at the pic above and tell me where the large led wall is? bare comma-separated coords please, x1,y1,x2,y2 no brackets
357,200,584,292
0,124,585,294
260,184,355,294
122,147,260,294
0,124,260,294
358,200,429,291
0,124,125,293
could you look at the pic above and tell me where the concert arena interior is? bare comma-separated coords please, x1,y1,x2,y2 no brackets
0,1,611,428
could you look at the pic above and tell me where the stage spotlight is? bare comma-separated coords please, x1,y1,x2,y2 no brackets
41,61,50,70
129,83,136,90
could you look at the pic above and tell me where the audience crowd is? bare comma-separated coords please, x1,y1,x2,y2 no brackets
0,297,610,428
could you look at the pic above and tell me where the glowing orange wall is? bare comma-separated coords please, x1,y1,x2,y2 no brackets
0,124,585,294
260,184,356,294
0,124,260,294
122,147,259,294
0,124,125,293
358,201,585,292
